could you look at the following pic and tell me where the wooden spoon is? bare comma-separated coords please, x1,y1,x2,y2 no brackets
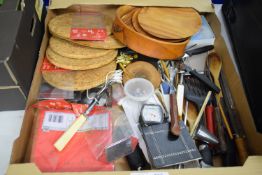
208,52,223,98
207,52,233,139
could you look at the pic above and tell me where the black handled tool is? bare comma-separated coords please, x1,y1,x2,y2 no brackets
185,45,215,58
180,45,220,93
182,64,220,93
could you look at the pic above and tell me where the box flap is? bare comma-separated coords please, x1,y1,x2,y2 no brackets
49,0,214,13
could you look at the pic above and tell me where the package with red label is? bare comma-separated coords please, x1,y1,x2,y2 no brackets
30,100,114,172
70,12,107,41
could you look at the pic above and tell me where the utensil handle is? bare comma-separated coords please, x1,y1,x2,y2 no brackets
170,93,181,136
214,107,227,153
176,84,184,121
190,69,220,93
190,91,212,136
206,105,215,135
235,137,249,165
217,98,234,139
54,114,87,151
186,45,214,57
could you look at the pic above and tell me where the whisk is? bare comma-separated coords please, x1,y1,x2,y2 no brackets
54,70,123,151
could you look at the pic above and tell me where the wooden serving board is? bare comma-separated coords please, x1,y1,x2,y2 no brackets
121,8,137,29
132,8,148,34
138,7,201,40
131,8,188,43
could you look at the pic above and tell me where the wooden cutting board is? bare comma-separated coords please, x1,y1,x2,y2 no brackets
138,7,201,40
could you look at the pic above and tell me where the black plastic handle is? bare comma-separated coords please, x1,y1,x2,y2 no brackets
189,69,220,93
186,45,214,57
199,144,213,166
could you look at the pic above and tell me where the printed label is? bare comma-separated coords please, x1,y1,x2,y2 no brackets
70,13,107,41
42,111,76,131
41,58,69,72
42,111,109,131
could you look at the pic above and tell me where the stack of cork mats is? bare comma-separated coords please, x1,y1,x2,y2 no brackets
42,12,125,91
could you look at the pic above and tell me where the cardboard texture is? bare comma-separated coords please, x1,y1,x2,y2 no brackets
49,0,214,12
6,0,262,174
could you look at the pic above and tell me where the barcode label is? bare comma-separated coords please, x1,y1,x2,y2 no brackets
42,111,109,131
42,112,76,131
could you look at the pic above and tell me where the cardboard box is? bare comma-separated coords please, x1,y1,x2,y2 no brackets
6,0,262,174
0,0,46,110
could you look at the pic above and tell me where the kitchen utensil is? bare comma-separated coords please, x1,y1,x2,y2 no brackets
194,125,219,144
219,70,249,165
199,144,213,167
206,102,215,135
183,45,214,60
190,91,212,136
137,7,201,40
176,73,184,121
180,45,220,93
184,101,189,125
182,64,220,93
207,52,233,139
124,78,154,102
184,76,209,111
54,70,123,151
214,106,227,153
170,93,181,136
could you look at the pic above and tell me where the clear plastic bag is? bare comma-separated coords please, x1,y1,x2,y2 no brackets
105,106,138,162
30,100,114,172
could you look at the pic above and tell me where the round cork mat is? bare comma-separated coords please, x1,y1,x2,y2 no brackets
71,35,125,49
123,61,161,89
48,13,113,38
42,61,117,91
49,37,112,59
46,47,117,70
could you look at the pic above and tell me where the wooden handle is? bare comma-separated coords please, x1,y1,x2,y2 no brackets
190,91,212,136
54,114,87,151
214,107,227,153
170,93,180,136
176,84,184,121
217,98,234,139
206,105,215,135
235,137,249,165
